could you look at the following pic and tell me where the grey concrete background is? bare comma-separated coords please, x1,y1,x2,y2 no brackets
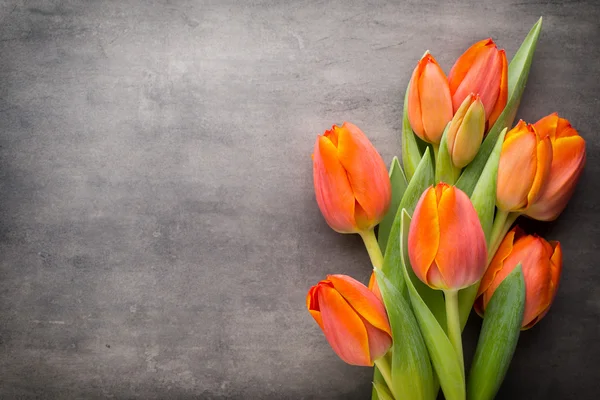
0,0,598,399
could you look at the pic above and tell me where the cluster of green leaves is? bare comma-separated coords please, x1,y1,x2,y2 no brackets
371,17,542,400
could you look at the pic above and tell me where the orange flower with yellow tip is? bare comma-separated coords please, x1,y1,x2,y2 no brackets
448,38,508,129
525,113,586,221
496,120,553,213
408,183,487,290
407,53,453,144
312,122,391,234
446,93,486,168
475,227,562,330
306,274,392,366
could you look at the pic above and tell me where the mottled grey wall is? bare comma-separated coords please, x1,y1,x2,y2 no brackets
0,0,598,399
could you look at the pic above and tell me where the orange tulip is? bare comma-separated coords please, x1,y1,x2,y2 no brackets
525,113,586,221
496,120,552,212
408,183,487,290
407,53,454,144
446,93,486,168
313,122,391,234
307,274,392,366
475,227,562,330
448,38,508,128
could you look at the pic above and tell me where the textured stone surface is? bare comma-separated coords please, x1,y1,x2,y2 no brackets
0,1,598,399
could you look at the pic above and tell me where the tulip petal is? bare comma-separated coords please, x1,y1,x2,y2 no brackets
362,316,393,361
425,261,446,289
477,228,518,313
489,236,550,327
449,39,493,99
418,58,453,143
524,241,562,330
408,62,425,139
526,135,586,220
526,132,553,207
408,187,440,286
327,274,391,336
435,186,487,289
496,122,537,211
313,135,357,233
548,242,563,297
368,271,383,303
446,95,472,157
487,50,508,129
452,97,486,168
555,117,580,139
307,285,325,330
466,48,501,120
336,123,391,229
532,112,558,140
450,40,502,118
318,285,372,366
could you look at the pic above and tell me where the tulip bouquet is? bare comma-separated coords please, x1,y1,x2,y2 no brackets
306,18,586,400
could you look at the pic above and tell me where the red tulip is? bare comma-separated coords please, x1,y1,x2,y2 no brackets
407,53,454,144
496,120,553,212
408,183,487,290
525,113,586,221
307,274,392,366
313,122,391,234
448,39,508,129
475,227,562,329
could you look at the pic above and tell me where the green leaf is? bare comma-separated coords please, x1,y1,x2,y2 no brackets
467,265,525,400
373,381,394,400
456,17,542,196
397,148,434,217
371,367,384,400
469,127,507,243
399,210,465,400
378,157,409,253
401,83,423,181
457,283,479,331
381,148,434,290
375,269,436,400
435,123,459,185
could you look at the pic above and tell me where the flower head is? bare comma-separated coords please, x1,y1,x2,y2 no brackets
307,274,392,366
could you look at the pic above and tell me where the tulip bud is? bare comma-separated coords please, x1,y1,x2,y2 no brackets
408,183,487,290
313,122,391,234
407,53,453,144
525,113,586,221
448,39,508,129
475,227,562,329
446,93,486,168
306,274,392,366
496,120,552,213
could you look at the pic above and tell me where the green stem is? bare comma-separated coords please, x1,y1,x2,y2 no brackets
360,229,384,269
487,211,519,264
488,209,508,249
432,144,440,164
444,289,465,378
374,355,398,399
452,165,462,184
